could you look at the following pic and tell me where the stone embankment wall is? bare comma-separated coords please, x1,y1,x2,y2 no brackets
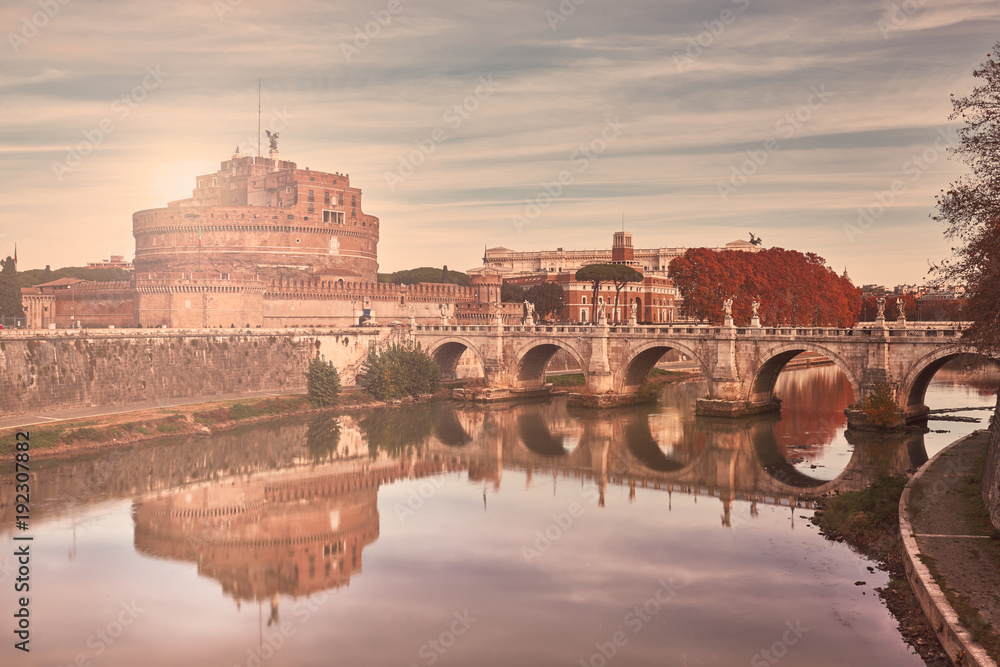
983,392,1000,528
0,328,401,417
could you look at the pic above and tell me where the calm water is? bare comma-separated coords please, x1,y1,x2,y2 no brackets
1,361,997,667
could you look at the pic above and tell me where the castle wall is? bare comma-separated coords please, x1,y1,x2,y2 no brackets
264,282,476,328
0,328,401,417
132,208,379,282
53,282,135,329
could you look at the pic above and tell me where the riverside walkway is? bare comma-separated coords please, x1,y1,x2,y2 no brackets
901,430,1000,667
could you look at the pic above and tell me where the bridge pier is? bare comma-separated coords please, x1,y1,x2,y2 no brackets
695,397,783,418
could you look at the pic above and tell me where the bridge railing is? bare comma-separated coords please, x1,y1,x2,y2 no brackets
412,322,965,338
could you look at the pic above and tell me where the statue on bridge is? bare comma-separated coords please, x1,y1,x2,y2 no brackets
896,298,906,319
522,300,535,325
751,298,760,318
876,296,886,319
439,303,449,325
722,297,733,319
597,296,608,325
408,304,416,327
629,300,637,323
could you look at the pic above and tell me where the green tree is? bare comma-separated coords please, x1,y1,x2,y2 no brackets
377,266,470,286
0,256,25,324
41,265,53,282
500,282,524,302
359,343,441,400
933,43,1000,356
575,264,643,324
524,282,565,321
305,355,341,406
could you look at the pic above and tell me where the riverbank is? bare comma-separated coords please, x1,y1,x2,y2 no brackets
814,429,1000,667
813,474,954,665
0,388,447,461
901,430,1000,666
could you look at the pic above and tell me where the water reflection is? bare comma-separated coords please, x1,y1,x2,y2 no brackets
1,365,994,667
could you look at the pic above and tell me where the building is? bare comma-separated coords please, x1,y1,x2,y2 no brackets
85,255,134,272
19,148,476,329
484,234,759,278
505,271,676,324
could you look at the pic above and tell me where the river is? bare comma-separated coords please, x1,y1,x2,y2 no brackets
1,360,997,666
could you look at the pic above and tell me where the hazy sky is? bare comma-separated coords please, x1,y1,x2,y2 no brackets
2,0,998,286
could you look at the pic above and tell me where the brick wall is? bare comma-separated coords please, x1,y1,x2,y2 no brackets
0,328,398,417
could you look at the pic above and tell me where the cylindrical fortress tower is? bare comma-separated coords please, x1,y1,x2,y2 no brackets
133,153,380,283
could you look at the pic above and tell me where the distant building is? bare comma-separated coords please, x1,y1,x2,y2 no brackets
484,233,759,278
85,255,134,272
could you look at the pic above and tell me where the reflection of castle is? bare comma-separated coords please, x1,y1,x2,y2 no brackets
132,457,455,605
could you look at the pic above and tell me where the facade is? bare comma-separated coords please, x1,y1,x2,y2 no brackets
133,150,380,284
505,271,676,325
85,255,134,271
484,234,760,278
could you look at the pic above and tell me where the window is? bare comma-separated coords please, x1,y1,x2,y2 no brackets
323,210,344,224
351,195,356,205
338,193,343,205
324,192,330,205
308,190,314,202
351,208,356,218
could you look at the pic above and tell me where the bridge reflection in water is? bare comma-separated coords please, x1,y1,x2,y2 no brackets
109,391,928,610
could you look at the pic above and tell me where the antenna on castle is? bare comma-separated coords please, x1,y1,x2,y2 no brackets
257,78,261,158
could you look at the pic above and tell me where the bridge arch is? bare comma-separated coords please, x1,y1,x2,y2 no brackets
509,339,587,388
616,340,708,392
425,337,486,381
898,346,988,412
747,343,860,404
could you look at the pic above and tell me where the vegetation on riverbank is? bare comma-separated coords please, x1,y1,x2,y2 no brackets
0,388,447,460
813,475,952,665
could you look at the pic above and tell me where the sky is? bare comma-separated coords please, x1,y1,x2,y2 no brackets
2,0,998,287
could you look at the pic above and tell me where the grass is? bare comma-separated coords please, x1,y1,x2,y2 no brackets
0,389,403,459
818,474,908,546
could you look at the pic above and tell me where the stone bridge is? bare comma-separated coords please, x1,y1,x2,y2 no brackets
413,318,976,427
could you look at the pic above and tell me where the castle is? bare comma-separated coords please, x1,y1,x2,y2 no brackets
24,149,477,329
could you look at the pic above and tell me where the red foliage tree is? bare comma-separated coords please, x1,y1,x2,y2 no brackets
668,247,860,326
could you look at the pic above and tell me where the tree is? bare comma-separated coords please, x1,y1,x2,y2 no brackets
41,265,52,282
376,266,470,286
608,265,643,323
933,43,1000,356
305,355,341,406
575,264,643,323
524,282,565,321
359,343,441,400
0,256,24,325
668,247,860,326
501,282,524,303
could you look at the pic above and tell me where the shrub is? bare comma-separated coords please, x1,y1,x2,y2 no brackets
306,355,341,407
859,381,899,427
359,343,441,401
